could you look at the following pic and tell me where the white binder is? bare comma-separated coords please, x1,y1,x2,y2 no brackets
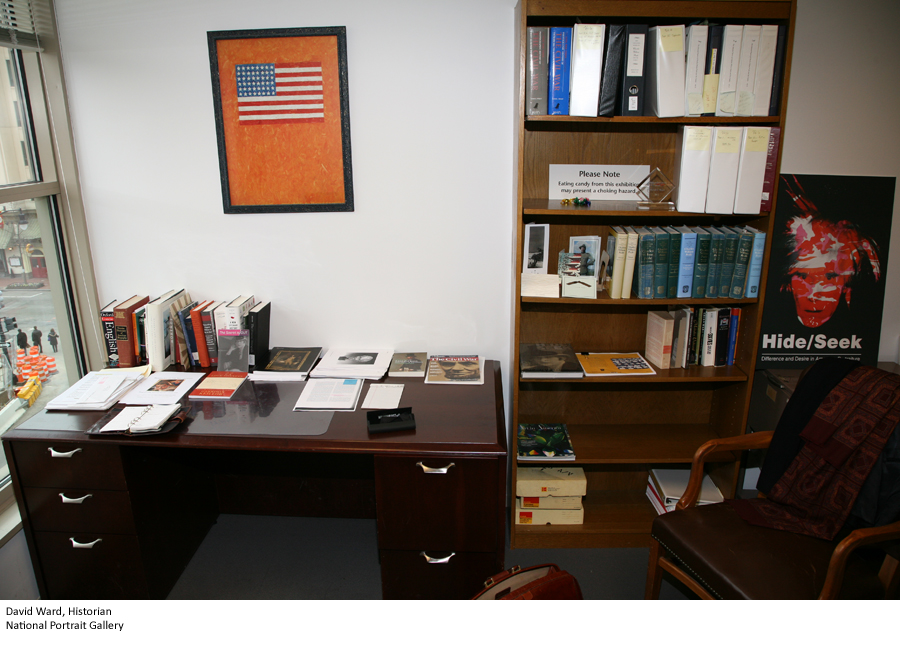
733,127,771,214
674,126,713,213
684,24,708,116
735,25,761,116
751,25,779,116
714,25,743,116
569,24,605,117
645,25,685,117
705,126,743,214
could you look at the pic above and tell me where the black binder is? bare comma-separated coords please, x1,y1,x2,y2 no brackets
701,24,724,116
617,24,648,116
598,24,625,117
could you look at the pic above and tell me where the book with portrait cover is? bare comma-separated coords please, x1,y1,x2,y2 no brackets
188,371,249,400
424,355,483,385
388,352,428,377
517,423,575,461
520,343,583,379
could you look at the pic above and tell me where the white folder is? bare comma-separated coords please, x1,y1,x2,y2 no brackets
733,127,771,214
705,126,743,214
646,25,685,117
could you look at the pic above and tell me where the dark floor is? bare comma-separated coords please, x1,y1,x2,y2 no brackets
167,514,689,600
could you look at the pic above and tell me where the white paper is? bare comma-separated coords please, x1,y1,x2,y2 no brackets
100,403,181,433
521,273,559,298
118,371,205,405
294,377,363,411
46,370,147,410
361,383,404,410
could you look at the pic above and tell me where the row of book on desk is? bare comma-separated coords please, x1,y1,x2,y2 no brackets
529,22,786,119
515,424,724,524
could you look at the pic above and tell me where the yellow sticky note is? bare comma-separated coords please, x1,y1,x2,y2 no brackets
716,129,741,154
659,26,684,52
686,127,712,151
744,128,770,153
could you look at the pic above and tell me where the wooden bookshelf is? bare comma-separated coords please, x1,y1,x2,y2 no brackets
511,0,796,549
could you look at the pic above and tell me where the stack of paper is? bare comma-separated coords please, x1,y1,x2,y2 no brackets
308,348,393,380
46,370,148,410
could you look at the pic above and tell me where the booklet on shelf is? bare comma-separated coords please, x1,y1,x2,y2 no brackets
575,352,657,376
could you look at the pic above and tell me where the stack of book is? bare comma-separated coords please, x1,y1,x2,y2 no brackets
646,468,724,515
515,466,586,525
528,22,786,119
309,348,394,380
649,305,742,369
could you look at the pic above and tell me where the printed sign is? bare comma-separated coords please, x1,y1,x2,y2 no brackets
548,164,649,201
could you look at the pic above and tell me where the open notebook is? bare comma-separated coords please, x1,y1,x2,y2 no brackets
98,403,182,434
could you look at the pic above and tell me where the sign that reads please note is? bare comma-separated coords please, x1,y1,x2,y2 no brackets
549,164,649,201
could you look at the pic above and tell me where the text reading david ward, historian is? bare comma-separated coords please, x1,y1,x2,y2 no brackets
6,606,124,632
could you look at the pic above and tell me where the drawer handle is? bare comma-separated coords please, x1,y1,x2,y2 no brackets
70,537,102,549
416,462,455,475
59,493,92,504
49,447,82,458
420,552,455,564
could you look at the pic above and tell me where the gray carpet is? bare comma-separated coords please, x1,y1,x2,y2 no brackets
167,514,689,600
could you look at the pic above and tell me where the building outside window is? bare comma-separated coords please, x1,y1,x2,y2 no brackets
0,1,103,553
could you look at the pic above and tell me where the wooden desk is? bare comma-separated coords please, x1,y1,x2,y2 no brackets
1,361,507,599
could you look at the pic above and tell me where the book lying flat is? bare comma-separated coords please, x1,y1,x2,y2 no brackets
293,377,364,411
517,423,576,460
575,352,656,376
188,371,249,400
424,355,484,385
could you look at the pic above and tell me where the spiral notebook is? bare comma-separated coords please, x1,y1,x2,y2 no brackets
99,403,182,434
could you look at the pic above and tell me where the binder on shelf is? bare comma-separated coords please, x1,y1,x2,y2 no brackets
618,24,648,116
598,24,625,117
734,24,761,116
705,126,742,214
548,27,572,115
526,27,550,116
569,23,605,117
701,24,723,116
674,226,697,299
684,24,708,116
715,25,743,116
645,24,685,118
734,126,771,214
673,125,712,213
768,25,788,116
751,25,779,116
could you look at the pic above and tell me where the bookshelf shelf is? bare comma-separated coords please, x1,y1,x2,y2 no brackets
510,0,796,550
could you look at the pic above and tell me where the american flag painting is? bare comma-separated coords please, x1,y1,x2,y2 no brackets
236,62,324,125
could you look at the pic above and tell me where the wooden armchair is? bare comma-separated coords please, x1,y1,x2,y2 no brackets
645,430,900,599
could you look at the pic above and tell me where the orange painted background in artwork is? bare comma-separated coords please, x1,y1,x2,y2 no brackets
216,35,346,207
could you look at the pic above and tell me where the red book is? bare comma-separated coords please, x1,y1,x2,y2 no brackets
190,300,214,367
113,295,149,368
188,371,248,400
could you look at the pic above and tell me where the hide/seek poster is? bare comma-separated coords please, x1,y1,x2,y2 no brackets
757,174,895,369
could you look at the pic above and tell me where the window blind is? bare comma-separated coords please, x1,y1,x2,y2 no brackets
0,0,41,51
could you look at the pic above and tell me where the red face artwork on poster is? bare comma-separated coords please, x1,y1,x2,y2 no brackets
783,177,881,328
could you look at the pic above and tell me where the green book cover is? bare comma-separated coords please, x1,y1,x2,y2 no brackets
650,226,669,299
632,227,656,299
665,226,681,299
729,228,754,298
691,227,711,299
704,227,724,298
718,226,740,297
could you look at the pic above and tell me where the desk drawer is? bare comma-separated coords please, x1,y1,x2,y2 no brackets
24,487,136,535
375,456,501,552
379,549,501,599
12,440,127,490
34,531,148,599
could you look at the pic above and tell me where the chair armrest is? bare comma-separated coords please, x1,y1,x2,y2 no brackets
819,519,900,599
676,430,775,510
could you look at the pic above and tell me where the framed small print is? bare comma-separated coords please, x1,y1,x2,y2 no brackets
568,235,601,279
523,223,550,274
208,26,354,213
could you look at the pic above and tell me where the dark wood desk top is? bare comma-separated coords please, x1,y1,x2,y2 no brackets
3,360,506,458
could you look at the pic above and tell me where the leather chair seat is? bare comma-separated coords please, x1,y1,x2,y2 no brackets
651,502,886,599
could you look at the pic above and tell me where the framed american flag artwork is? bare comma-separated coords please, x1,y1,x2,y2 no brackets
208,27,354,213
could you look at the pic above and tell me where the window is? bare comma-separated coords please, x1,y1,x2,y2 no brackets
0,0,104,537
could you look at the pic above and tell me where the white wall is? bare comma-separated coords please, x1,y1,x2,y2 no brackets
52,0,900,402
53,0,518,376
